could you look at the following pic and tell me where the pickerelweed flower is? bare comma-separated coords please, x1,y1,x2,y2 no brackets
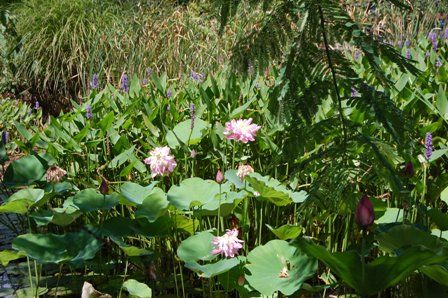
190,103,196,129
405,49,411,60
90,74,99,90
433,40,439,51
355,195,374,229
100,178,109,195
146,68,153,77
405,39,411,48
166,89,172,98
445,28,448,40
190,71,204,82
34,101,40,110
45,165,67,183
224,118,261,143
428,32,437,43
354,49,360,60
436,58,443,68
350,87,357,98
86,105,92,119
211,229,244,258
237,164,254,180
144,146,177,178
1,131,8,145
142,78,148,85
425,51,430,58
397,40,402,48
120,73,129,93
425,132,433,161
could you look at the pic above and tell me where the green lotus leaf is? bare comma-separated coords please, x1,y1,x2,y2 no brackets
245,240,317,296
120,182,156,205
218,257,254,294
3,154,47,186
375,207,403,224
298,238,448,296
266,224,302,240
420,263,448,286
185,258,240,278
111,237,154,257
168,178,220,210
166,118,210,148
12,231,101,264
0,188,46,214
122,279,152,298
427,208,448,231
375,224,447,253
135,187,169,222
177,231,216,262
0,250,26,266
72,189,120,212
245,173,307,206
30,204,80,226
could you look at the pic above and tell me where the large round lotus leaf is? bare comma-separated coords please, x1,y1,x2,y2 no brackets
199,189,245,214
218,256,254,294
266,224,302,240
12,231,100,264
177,231,216,262
168,178,220,210
3,155,47,186
0,188,46,214
0,250,25,266
110,237,153,257
30,204,80,226
122,279,152,298
245,173,305,206
72,189,120,212
135,187,168,222
375,208,403,224
375,224,446,253
120,182,156,205
166,118,210,148
427,208,448,231
245,240,317,296
185,258,240,278
420,264,448,286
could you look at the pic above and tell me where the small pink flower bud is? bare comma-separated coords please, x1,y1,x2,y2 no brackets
216,169,224,184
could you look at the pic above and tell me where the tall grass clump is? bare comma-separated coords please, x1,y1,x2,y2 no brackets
10,0,247,113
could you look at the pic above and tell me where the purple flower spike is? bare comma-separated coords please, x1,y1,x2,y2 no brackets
354,49,360,60
166,89,172,98
190,71,204,82
428,32,437,43
436,58,443,68
146,68,153,76
1,131,8,145
350,87,357,98
425,51,430,58
433,40,439,51
34,101,40,110
120,73,129,93
90,74,99,90
190,103,196,129
405,39,411,48
86,105,92,119
425,132,433,161
445,28,448,40
397,41,403,48
405,49,411,60
142,78,148,85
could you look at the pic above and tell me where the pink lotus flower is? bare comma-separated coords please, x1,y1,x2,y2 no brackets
224,118,261,143
211,229,244,258
144,146,177,178
237,164,254,180
355,195,374,229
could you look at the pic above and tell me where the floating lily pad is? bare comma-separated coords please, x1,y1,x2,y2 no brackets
245,240,317,296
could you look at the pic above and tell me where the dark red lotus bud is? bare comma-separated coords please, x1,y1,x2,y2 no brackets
229,214,239,229
402,162,414,178
355,195,374,229
100,179,109,195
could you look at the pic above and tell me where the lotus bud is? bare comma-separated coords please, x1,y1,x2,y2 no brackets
216,169,224,184
355,195,374,229
100,179,109,195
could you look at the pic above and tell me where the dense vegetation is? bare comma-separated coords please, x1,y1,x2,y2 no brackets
1,0,448,297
